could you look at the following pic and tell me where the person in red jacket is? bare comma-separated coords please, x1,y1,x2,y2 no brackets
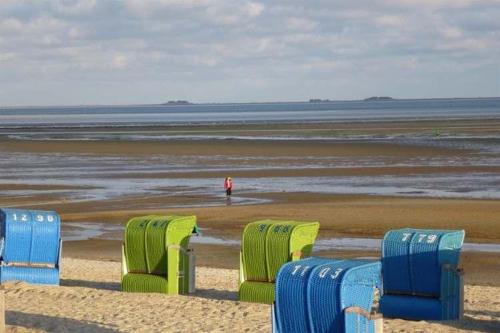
224,177,233,197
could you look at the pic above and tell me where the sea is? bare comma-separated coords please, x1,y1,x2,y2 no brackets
1,97,499,127
1,97,500,206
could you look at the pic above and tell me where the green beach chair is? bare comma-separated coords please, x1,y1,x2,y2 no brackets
121,215,197,294
239,220,320,304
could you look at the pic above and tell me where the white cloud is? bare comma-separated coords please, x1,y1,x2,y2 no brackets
245,2,264,17
286,17,318,31
375,15,405,27
0,0,498,105
441,27,463,39
111,54,129,69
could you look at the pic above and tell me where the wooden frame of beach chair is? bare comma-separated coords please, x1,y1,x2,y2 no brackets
121,215,197,295
238,220,320,304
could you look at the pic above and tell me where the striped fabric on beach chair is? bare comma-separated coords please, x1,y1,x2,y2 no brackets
121,215,197,294
273,258,382,333
380,228,465,320
0,208,62,285
239,220,319,304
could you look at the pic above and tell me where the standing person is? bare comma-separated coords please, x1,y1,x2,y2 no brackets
224,177,233,197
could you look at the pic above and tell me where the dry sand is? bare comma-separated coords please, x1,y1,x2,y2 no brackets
4,258,500,333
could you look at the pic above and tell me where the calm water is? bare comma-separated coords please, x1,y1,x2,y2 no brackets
1,98,499,127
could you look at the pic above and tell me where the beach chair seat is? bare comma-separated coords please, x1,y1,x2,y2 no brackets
273,257,382,333
0,266,59,285
239,220,319,304
380,228,465,320
121,215,197,295
122,273,169,293
238,281,276,304
0,209,61,285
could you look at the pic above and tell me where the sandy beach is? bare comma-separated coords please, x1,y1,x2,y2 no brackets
4,258,500,333
1,119,500,331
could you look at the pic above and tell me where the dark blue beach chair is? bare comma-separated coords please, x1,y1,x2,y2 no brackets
273,257,382,333
380,228,464,320
0,209,61,285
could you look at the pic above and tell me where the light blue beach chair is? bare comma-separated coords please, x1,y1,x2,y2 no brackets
273,257,382,333
380,228,464,320
0,209,61,285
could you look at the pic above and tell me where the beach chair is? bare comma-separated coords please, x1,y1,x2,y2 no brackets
0,209,62,285
121,215,197,294
380,228,465,320
239,220,319,304
273,257,382,333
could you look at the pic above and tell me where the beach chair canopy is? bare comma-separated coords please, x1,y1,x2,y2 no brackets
380,228,465,320
273,257,382,333
0,208,61,285
122,215,196,294
239,220,319,304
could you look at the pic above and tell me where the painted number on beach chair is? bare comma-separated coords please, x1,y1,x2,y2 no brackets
258,224,266,232
318,267,343,280
36,214,44,222
401,233,412,242
290,265,311,277
12,213,29,222
416,234,437,244
47,215,54,222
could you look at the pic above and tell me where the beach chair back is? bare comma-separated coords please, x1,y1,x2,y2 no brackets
122,215,197,294
145,216,171,275
242,220,273,282
274,258,382,333
380,228,465,320
125,215,155,273
0,208,61,285
0,209,60,265
239,220,319,304
275,257,332,332
382,228,464,296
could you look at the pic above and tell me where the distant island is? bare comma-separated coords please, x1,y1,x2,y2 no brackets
309,99,333,103
309,96,395,103
163,100,192,105
363,96,395,101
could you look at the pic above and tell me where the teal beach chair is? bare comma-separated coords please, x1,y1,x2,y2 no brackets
380,228,465,320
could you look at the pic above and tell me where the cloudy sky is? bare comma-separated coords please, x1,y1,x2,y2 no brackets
0,0,499,106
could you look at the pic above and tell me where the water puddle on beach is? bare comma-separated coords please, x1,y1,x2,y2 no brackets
62,222,500,253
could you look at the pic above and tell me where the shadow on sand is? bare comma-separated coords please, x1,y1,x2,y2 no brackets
443,314,500,333
60,279,121,291
192,288,238,301
7,311,118,333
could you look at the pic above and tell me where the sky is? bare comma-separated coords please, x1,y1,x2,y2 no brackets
0,0,499,106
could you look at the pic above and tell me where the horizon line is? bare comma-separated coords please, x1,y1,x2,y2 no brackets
1,96,499,109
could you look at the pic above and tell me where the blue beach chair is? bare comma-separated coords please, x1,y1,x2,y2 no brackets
0,209,62,285
380,228,464,320
273,257,382,333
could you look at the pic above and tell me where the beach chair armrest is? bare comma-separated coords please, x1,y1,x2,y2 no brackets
167,244,188,254
239,251,246,287
291,250,302,261
56,238,62,269
344,306,382,320
440,265,464,320
345,307,383,333
121,243,129,279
